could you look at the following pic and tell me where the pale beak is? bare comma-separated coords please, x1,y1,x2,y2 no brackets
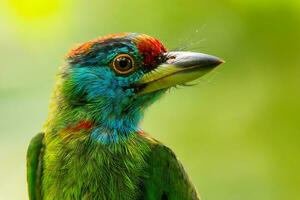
136,51,224,94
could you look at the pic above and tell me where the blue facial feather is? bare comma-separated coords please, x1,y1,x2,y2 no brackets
64,39,164,144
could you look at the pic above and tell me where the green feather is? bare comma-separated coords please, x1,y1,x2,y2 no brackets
27,132,199,199
142,141,199,200
27,133,44,200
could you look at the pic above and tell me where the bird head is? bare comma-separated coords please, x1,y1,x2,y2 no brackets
52,33,223,143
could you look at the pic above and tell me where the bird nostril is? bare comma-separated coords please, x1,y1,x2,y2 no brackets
166,56,176,64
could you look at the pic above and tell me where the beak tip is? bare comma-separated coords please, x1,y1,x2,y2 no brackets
210,55,225,67
219,59,225,64
208,56,225,68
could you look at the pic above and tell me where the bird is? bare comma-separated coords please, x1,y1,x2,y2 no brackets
27,33,223,200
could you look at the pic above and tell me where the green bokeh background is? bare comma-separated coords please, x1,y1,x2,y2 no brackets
1,0,300,199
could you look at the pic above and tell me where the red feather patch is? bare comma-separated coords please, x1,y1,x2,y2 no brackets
65,121,93,132
134,34,167,68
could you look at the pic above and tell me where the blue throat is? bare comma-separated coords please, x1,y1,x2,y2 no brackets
91,118,141,144
65,65,151,144
90,101,143,144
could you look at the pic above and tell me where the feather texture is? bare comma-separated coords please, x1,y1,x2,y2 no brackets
27,33,200,200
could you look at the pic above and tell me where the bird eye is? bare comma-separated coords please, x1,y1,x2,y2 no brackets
112,54,135,75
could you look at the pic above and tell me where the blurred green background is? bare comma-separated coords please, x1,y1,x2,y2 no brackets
1,0,300,199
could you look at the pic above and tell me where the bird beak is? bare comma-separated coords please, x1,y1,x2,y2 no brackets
136,51,224,94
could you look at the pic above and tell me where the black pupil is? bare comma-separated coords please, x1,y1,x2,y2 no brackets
118,57,131,69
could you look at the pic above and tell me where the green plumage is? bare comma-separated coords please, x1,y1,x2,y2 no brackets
27,133,44,200
27,132,199,199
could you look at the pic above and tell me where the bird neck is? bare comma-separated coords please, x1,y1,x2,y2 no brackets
90,103,143,144
44,94,144,145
